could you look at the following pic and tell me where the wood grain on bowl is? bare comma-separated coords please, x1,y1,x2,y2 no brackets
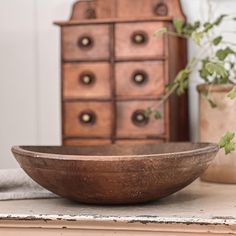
12,143,219,205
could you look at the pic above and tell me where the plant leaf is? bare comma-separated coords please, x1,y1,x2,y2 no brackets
144,107,153,117
207,99,217,108
203,22,213,32
224,142,236,155
206,62,228,78
193,21,201,30
219,132,235,147
174,69,190,96
213,36,223,46
154,111,162,120
214,14,227,26
219,132,236,154
191,31,204,45
227,86,236,100
175,69,190,82
199,58,211,82
154,27,167,37
216,47,236,61
201,90,209,97
173,18,184,34
201,90,217,108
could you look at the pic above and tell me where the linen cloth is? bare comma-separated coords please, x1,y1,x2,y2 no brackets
0,168,57,200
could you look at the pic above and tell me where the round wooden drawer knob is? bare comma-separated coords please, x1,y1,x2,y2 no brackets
132,71,148,85
79,73,95,85
132,32,148,45
79,111,96,125
78,36,93,48
154,3,168,16
132,110,149,126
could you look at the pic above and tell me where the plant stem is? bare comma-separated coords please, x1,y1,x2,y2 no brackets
154,84,179,109
165,31,188,39
150,44,211,112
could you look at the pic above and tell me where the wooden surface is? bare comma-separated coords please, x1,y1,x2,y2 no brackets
67,0,185,21
57,0,190,146
115,61,165,98
64,101,112,137
12,144,218,204
62,24,110,61
116,100,165,138
0,180,236,235
63,63,111,99
167,24,189,141
115,22,165,60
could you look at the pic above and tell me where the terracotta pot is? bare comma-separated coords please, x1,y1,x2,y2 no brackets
198,84,236,184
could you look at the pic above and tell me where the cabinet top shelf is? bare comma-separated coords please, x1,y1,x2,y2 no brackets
54,16,174,26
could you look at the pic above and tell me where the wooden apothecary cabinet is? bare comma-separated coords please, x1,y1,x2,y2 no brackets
55,0,189,146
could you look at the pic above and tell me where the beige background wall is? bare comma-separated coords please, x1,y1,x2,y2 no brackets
0,0,235,168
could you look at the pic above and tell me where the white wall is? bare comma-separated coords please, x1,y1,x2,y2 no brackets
0,0,74,168
0,0,235,169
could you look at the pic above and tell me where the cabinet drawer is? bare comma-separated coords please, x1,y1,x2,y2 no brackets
64,102,112,137
63,139,112,146
115,22,165,60
116,101,165,138
63,63,111,99
62,24,110,61
115,61,165,98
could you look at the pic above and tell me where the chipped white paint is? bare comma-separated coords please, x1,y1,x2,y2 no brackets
0,214,236,225
0,180,236,235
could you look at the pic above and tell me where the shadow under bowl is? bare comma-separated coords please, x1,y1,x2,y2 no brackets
12,143,219,205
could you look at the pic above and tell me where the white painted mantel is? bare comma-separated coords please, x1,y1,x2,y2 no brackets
0,0,236,169
0,180,236,235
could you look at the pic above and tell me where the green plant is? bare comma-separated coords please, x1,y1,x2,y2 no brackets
147,13,236,154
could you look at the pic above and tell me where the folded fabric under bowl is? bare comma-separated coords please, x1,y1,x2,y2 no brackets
0,168,57,200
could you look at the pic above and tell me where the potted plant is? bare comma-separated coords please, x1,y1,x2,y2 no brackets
146,12,236,183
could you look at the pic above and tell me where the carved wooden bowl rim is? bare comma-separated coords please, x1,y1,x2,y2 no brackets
12,143,219,161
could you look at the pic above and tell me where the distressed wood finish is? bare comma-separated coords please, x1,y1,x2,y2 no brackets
63,63,111,99
55,0,189,146
115,22,165,60
115,61,165,98
62,24,110,61
11,143,218,204
167,24,189,141
69,0,185,21
64,101,112,138
116,101,165,138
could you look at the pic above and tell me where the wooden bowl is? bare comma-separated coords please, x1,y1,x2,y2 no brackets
12,143,219,205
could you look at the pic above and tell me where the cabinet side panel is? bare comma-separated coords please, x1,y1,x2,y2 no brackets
168,25,189,141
